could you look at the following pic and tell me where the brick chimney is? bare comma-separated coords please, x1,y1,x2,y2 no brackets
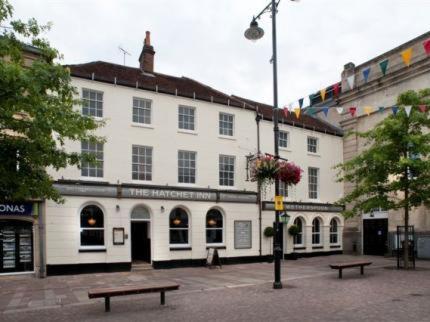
139,31,155,73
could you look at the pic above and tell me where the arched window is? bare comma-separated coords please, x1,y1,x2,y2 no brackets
312,218,321,245
131,206,150,220
293,217,303,245
330,218,339,244
169,208,189,245
80,205,104,247
206,209,223,244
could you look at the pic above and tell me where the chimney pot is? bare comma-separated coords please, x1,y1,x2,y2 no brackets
139,31,155,73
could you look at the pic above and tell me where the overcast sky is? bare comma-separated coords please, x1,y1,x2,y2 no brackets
10,0,430,106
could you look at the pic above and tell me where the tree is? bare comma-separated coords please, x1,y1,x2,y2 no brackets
336,89,430,269
0,0,101,202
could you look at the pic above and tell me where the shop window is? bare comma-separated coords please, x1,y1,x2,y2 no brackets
206,209,223,244
293,217,303,245
169,208,189,245
330,218,339,244
312,217,321,245
80,205,104,247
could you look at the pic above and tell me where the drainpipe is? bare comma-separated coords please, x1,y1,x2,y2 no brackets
256,113,263,256
38,201,46,278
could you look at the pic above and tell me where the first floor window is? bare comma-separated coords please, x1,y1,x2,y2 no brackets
169,208,189,245
206,209,223,244
312,218,321,245
80,205,104,247
308,167,319,199
178,150,196,183
293,217,303,245
279,131,289,148
132,145,152,181
178,105,195,130
81,141,104,177
330,218,339,244
133,97,152,124
279,182,288,197
219,155,235,186
82,89,103,117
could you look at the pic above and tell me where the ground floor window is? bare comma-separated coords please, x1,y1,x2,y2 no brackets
80,205,104,247
206,209,223,244
330,218,339,244
169,208,189,245
293,217,303,245
312,218,322,245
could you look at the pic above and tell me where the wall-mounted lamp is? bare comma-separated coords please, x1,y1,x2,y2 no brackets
116,205,120,211
160,206,165,213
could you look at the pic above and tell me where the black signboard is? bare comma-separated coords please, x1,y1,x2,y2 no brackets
0,203,33,216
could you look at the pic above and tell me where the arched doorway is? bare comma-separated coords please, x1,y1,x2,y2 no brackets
130,206,151,263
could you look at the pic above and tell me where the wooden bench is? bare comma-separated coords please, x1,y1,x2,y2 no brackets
329,261,372,279
88,283,180,312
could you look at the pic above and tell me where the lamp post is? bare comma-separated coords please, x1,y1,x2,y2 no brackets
245,0,298,289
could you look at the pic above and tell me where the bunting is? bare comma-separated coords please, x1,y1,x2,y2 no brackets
363,106,373,116
294,107,301,119
283,107,289,118
322,106,329,117
347,75,355,90
349,107,357,117
379,59,389,76
298,98,304,109
424,39,430,55
391,106,399,115
378,106,385,114
401,48,413,67
362,67,371,83
404,105,412,117
419,104,427,113
320,88,327,101
336,107,344,114
333,83,340,97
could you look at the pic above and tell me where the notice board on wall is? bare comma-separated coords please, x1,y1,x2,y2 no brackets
234,220,252,249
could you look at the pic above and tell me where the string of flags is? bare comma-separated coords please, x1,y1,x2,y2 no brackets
283,38,430,116
282,104,428,119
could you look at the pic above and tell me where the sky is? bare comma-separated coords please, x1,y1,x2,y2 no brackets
9,0,430,106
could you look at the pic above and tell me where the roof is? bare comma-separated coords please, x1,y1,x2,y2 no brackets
231,96,343,137
67,61,342,137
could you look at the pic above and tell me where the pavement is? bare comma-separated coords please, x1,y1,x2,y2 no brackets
0,255,429,321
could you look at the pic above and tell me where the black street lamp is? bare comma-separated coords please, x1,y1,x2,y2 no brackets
245,0,299,290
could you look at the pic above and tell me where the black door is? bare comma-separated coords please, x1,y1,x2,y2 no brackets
363,219,388,255
131,222,151,263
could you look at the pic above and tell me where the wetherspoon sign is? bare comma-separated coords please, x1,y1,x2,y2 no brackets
0,203,33,216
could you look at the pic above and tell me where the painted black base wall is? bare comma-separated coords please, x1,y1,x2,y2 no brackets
46,262,131,276
152,255,273,269
284,250,343,260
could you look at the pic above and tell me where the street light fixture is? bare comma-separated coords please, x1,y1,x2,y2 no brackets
245,0,298,290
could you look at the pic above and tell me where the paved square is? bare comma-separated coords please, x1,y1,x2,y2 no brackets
1,255,429,321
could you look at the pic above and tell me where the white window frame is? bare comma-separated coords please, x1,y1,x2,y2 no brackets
312,217,322,245
330,218,340,244
132,145,153,181
132,97,152,125
169,208,190,247
219,155,235,187
178,105,196,131
82,88,103,118
293,217,304,246
219,112,234,137
178,150,196,184
308,167,319,200
279,182,288,197
81,141,104,178
307,136,318,154
79,204,105,250
206,209,224,246
279,131,289,148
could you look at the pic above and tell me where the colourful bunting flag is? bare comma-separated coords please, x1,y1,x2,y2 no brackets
418,104,427,113
320,88,326,101
294,107,301,119
333,83,340,97
423,39,430,55
391,106,399,115
298,98,304,108
347,75,355,90
283,107,289,118
404,105,412,117
362,67,371,83
401,48,413,67
363,106,373,116
349,107,357,117
379,59,389,76
322,107,329,117
306,106,315,115
378,106,385,114
309,94,314,105
336,107,344,114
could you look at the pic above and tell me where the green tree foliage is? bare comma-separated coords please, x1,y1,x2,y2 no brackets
336,89,430,268
0,0,102,202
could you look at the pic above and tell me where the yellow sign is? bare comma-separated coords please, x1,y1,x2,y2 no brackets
274,195,284,211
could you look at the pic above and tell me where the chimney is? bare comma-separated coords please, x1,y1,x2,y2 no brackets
139,31,155,73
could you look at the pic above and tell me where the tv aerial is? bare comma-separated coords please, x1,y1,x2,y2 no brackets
118,46,131,66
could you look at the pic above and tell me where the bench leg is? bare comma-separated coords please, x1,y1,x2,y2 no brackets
160,291,165,305
105,297,110,312
339,269,342,279
360,266,364,275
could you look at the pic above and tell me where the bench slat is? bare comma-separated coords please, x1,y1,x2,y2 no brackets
88,283,179,299
329,261,372,269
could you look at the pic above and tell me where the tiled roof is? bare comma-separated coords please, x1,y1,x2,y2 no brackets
231,96,343,137
67,61,342,136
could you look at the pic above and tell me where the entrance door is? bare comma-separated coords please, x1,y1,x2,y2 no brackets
131,222,151,263
363,219,388,255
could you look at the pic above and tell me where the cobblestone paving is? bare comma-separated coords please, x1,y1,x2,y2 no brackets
1,255,429,321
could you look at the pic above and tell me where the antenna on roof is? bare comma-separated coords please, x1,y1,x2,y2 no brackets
118,46,131,66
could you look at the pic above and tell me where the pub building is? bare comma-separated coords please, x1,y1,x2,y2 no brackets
6,34,345,277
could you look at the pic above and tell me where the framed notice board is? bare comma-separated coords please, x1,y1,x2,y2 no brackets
234,220,252,249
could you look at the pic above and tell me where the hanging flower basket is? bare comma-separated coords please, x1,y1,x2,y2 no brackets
277,162,303,186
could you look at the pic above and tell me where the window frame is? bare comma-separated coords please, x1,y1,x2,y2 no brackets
219,112,235,137
330,218,339,244
79,204,105,249
81,141,104,178
308,167,319,200
279,130,289,149
219,154,235,187
178,105,196,131
169,208,190,247
132,145,153,181
132,97,152,125
82,88,103,118
293,217,304,246
312,217,322,245
206,209,224,245
279,182,288,197
178,150,197,184
307,136,318,154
